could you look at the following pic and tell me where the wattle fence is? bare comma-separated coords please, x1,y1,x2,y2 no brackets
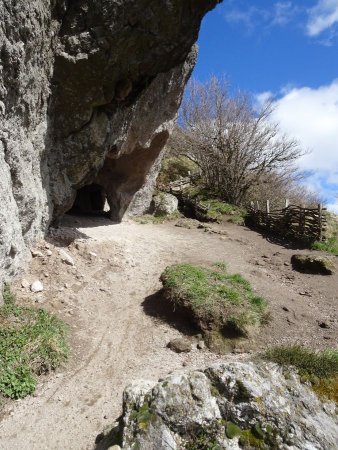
248,200,327,242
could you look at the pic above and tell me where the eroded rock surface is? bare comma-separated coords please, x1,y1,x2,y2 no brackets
0,0,220,292
121,362,338,450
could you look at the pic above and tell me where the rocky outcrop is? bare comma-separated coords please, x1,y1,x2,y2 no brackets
120,362,338,450
153,193,179,216
0,0,220,293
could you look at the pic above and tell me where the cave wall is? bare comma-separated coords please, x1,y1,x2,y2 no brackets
0,0,220,293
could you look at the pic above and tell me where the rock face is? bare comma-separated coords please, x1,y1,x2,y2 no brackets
121,362,338,450
0,0,220,293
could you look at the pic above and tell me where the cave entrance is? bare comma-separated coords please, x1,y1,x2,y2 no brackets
69,183,109,216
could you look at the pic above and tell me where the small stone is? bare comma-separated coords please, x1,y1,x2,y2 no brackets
282,306,289,312
59,249,75,266
197,340,205,350
30,280,43,293
21,279,30,288
45,243,50,249
31,250,44,258
46,250,52,256
167,338,192,353
89,251,97,257
318,321,330,329
43,272,49,278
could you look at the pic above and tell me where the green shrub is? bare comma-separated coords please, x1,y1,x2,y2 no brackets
0,286,69,399
157,156,199,186
160,263,268,343
263,346,338,403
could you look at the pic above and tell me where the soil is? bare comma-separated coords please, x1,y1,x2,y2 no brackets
0,215,337,450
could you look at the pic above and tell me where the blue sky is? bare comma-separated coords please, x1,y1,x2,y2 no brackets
193,0,338,212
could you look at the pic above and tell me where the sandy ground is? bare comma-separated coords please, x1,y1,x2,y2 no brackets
0,215,337,450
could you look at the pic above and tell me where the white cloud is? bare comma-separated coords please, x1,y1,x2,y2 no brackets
222,1,299,34
307,0,338,36
257,80,338,206
271,80,338,173
327,201,338,213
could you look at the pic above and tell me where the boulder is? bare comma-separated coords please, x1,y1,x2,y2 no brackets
120,362,338,450
167,338,192,353
153,194,178,216
291,254,336,275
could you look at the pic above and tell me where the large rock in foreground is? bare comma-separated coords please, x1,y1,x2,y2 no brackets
0,0,220,293
121,362,338,450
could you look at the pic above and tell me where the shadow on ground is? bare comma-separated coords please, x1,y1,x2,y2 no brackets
246,224,310,251
142,289,199,336
94,420,122,450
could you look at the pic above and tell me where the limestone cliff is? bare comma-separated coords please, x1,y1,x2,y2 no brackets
0,0,220,292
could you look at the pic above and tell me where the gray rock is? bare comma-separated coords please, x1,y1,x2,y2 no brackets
31,250,44,258
197,340,205,350
30,280,43,293
59,249,75,266
167,338,192,353
153,193,178,216
120,362,338,450
291,254,336,275
0,0,219,298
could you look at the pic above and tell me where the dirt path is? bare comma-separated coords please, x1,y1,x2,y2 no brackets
0,216,337,450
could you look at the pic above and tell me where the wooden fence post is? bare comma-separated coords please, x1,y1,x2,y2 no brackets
266,200,270,214
285,198,289,208
318,203,323,241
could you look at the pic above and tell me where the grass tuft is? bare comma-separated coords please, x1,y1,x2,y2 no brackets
263,346,338,403
0,286,69,399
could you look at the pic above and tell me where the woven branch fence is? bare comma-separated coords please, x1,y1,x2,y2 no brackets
248,200,327,242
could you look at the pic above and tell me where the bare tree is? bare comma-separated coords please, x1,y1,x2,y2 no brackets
176,76,306,205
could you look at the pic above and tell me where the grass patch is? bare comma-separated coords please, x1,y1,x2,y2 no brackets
133,211,181,225
160,263,268,344
263,346,338,403
0,286,69,399
182,186,247,224
311,237,338,255
134,211,182,225
199,199,247,224
311,212,338,255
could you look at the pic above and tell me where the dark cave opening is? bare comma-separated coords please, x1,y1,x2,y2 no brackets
68,183,109,216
